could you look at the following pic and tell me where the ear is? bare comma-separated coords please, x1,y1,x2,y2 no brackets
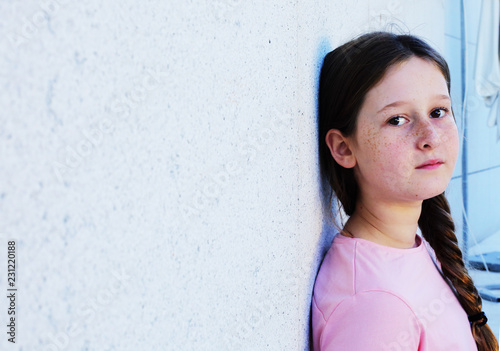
325,129,356,168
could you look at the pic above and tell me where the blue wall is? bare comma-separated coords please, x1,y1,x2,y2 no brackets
444,0,500,247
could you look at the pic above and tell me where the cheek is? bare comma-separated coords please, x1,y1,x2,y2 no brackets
356,130,384,165
359,133,407,171
382,140,412,172
443,124,460,161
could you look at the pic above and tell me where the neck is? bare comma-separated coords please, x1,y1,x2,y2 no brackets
344,195,422,249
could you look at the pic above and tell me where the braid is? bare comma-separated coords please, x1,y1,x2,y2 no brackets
419,193,499,351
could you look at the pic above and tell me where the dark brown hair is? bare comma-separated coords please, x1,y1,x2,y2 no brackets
318,31,498,350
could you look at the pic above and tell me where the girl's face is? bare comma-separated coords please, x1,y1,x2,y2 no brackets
347,56,459,203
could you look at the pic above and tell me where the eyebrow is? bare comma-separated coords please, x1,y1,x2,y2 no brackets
376,94,451,114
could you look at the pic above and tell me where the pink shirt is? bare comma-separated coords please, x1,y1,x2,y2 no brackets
312,232,477,351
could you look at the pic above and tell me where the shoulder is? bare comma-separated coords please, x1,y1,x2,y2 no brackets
314,234,356,288
312,235,356,315
314,290,422,351
326,290,418,323
421,236,443,270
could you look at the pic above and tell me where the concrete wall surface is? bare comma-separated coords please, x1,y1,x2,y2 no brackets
0,1,448,350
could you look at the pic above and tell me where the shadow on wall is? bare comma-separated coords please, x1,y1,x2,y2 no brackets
306,36,338,351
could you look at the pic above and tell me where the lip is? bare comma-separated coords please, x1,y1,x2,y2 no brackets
416,159,444,170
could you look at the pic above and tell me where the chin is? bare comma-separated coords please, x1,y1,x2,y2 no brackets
418,185,449,200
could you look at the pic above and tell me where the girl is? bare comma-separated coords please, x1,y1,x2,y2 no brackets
313,32,499,351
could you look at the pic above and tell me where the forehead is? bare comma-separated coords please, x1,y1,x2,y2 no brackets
362,57,449,111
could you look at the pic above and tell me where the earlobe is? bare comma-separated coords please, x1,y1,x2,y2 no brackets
325,129,356,168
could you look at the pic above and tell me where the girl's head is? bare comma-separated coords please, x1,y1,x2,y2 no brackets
318,31,456,215
318,31,498,350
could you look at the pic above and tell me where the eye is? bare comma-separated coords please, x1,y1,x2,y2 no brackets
387,116,408,126
430,107,448,118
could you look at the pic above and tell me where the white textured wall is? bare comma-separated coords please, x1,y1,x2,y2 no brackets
0,1,445,350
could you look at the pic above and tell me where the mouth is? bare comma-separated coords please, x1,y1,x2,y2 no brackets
416,159,444,170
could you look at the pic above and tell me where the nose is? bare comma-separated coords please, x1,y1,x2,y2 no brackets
416,119,441,150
